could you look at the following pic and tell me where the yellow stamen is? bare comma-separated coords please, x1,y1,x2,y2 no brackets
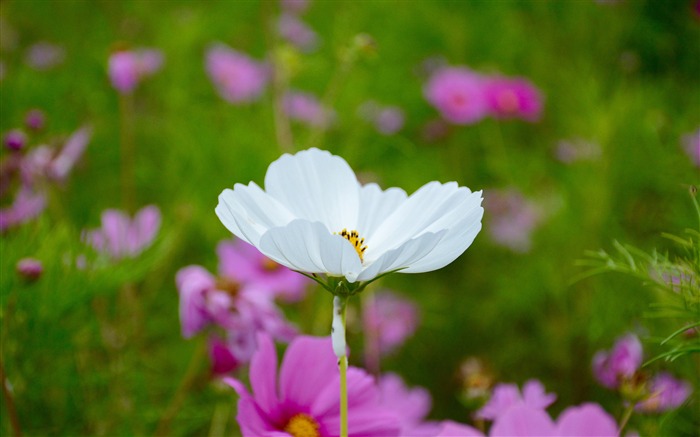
284,413,320,437
215,277,239,297
337,228,367,262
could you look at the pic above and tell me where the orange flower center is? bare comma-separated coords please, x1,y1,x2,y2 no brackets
337,228,367,262
215,277,239,297
262,257,281,271
284,413,320,437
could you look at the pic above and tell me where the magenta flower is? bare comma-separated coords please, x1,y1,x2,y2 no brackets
108,48,164,94
358,101,405,135
283,91,335,128
635,372,692,413
483,77,543,122
82,205,161,260
592,333,643,389
483,188,542,253
209,336,242,376
424,67,488,125
0,187,46,232
681,128,700,167
278,13,319,52
377,373,439,436
225,334,401,437
25,42,65,70
476,379,556,421
217,239,310,302
205,43,269,104
3,129,26,151
16,257,43,281
363,290,419,356
25,109,46,131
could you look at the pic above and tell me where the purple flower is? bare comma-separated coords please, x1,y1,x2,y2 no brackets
224,333,401,437
363,290,419,356
483,77,543,122
16,257,43,281
424,67,488,125
25,109,46,131
358,101,405,135
476,379,556,421
592,333,643,390
278,13,319,52
82,205,161,260
205,43,269,104
216,239,309,302
108,48,164,94
681,128,700,167
20,126,92,184
483,188,542,253
209,336,242,376
3,129,26,151
283,91,335,128
378,373,439,436
0,187,46,232
636,372,692,413
25,42,65,70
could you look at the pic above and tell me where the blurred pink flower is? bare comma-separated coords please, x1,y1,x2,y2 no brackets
25,109,46,131
378,373,439,436
283,91,335,128
25,42,65,70
217,239,309,302
484,188,542,253
424,67,488,125
592,333,643,390
358,101,405,135
278,13,319,52
16,257,43,281
483,77,543,122
363,290,419,356
108,48,164,93
681,128,700,167
205,43,269,104
224,334,401,437
209,336,242,376
3,129,26,151
82,205,161,260
476,379,556,421
0,187,46,232
280,0,310,14
635,372,692,413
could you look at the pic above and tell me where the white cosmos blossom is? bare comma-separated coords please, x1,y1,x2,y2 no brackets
216,148,483,283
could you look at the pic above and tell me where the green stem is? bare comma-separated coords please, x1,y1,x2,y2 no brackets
618,403,635,435
332,296,349,437
119,92,136,211
0,360,22,437
340,354,348,437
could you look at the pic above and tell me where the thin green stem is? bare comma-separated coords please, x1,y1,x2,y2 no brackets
339,354,348,437
119,92,136,211
618,403,635,435
332,295,349,437
0,360,22,437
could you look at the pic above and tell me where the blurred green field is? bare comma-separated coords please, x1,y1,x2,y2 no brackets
1,0,699,436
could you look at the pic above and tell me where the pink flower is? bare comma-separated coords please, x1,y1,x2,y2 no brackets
25,109,45,131
424,67,488,125
209,336,242,376
377,373,439,436
681,128,700,167
592,333,643,390
205,43,269,104
82,205,161,260
476,379,556,421
363,290,419,356
0,186,46,232
278,13,319,52
635,372,692,413
16,257,43,281
21,126,92,183
4,129,27,151
358,101,405,135
225,334,401,437
217,239,309,302
483,77,543,122
283,91,335,128
484,188,542,253
108,48,164,93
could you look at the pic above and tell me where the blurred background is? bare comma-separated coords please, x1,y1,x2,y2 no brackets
1,0,699,435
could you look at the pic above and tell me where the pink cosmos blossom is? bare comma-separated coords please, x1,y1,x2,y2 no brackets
592,333,643,389
82,205,161,260
424,67,488,125
25,42,65,70
483,188,542,253
377,373,439,436
3,129,26,151
681,128,700,167
283,91,335,128
205,43,269,104
20,126,92,184
0,187,46,232
216,239,309,302
278,13,319,52
440,403,618,436
363,290,419,357
225,334,401,437
635,372,692,413
483,77,543,122
209,336,242,376
476,379,556,421
108,48,164,94
16,257,43,281
358,101,405,135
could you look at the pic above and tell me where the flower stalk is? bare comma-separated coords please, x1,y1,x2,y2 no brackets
332,295,349,437
119,92,136,211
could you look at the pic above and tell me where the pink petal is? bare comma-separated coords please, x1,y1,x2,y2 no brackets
556,403,618,436
436,421,484,436
279,336,337,409
490,404,556,436
249,334,281,420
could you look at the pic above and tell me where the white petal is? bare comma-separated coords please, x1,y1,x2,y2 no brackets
264,148,360,232
259,220,363,282
356,230,447,281
356,183,407,240
215,182,295,246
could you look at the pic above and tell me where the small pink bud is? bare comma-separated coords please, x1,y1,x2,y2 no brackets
16,257,43,280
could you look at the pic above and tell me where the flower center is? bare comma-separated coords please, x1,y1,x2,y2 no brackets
216,277,239,297
262,257,280,272
338,228,367,262
284,413,320,437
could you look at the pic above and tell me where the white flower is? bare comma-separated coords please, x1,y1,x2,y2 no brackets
216,148,483,283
